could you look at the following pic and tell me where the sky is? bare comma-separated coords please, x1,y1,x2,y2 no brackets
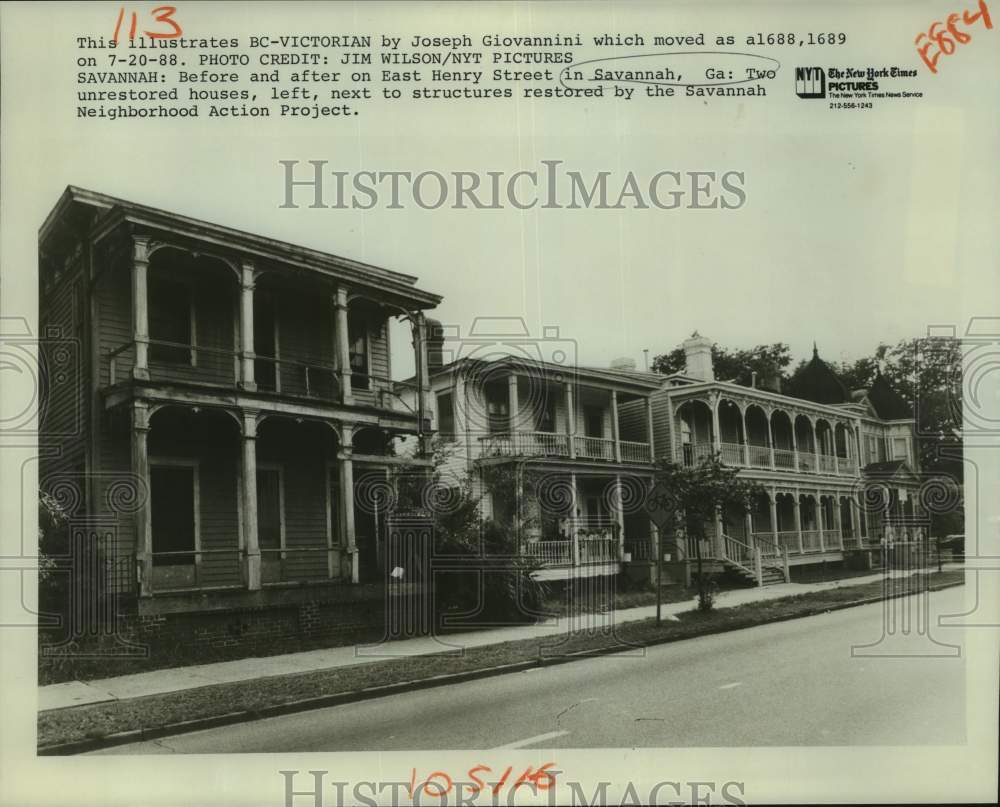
3,1,998,383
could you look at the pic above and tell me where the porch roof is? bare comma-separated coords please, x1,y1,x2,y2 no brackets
39,186,443,309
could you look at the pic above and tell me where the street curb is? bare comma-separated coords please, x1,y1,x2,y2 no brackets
38,578,964,756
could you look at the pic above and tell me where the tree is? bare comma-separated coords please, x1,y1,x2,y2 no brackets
394,443,546,625
652,342,793,387
646,455,765,615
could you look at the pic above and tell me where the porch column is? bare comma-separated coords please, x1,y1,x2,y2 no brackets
793,491,803,554
851,498,862,544
241,411,261,590
817,489,825,551
611,390,621,462
131,237,150,380
645,397,656,459
744,511,754,546
239,261,256,391
415,312,431,447
569,473,579,565
833,427,841,474
713,506,724,557
790,423,800,471
565,381,577,458
333,286,353,404
132,400,153,596
710,393,722,456
615,474,626,559
339,429,358,583
768,490,779,544
740,406,749,466
507,373,519,435
766,411,775,469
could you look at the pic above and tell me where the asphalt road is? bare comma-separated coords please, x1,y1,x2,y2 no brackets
93,586,966,753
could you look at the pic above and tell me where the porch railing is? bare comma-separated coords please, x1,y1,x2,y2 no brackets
747,444,771,468
822,529,843,550
579,535,619,563
620,439,652,463
797,451,817,472
147,548,244,592
800,529,822,552
776,530,800,554
719,442,745,466
260,546,336,585
575,435,615,461
479,431,570,458
818,454,837,474
623,540,656,562
522,540,572,566
773,448,796,469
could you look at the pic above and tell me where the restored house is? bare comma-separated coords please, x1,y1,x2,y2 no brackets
38,187,440,645
428,332,928,587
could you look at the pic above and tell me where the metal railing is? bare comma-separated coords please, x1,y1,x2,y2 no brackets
254,354,340,401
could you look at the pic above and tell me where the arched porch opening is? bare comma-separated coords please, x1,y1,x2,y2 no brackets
774,492,798,553
145,249,240,386
770,410,795,469
146,405,242,591
717,399,745,465
677,399,714,466
745,405,770,468
256,416,342,585
815,419,836,473
799,493,821,551
794,416,817,471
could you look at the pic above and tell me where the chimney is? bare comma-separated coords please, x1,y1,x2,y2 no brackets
610,356,637,371
682,331,714,381
425,317,445,374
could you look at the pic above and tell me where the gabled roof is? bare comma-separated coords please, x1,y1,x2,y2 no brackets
867,372,913,419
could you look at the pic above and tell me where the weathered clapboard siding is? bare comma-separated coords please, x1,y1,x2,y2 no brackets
97,262,133,385
148,409,243,587
650,390,676,461
257,420,331,582
274,287,335,398
617,399,647,443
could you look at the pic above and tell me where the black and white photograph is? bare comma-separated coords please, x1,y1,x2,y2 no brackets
1,2,998,805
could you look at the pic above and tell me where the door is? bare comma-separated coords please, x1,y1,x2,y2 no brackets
151,465,195,566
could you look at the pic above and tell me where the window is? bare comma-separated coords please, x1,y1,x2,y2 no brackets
149,276,193,364
348,311,369,389
437,392,455,439
584,406,604,438
892,437,908,460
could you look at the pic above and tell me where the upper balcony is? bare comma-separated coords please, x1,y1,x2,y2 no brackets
670,386,862,478
434,360,661,467
87,210,439,428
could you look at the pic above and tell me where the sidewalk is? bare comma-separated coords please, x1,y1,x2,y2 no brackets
38,568,949,712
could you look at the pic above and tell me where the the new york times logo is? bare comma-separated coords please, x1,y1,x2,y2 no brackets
795,66,826,98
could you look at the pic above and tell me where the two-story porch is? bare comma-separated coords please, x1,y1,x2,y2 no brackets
67,188,441,608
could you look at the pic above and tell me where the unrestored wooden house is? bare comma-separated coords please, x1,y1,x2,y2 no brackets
38,187,440,643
